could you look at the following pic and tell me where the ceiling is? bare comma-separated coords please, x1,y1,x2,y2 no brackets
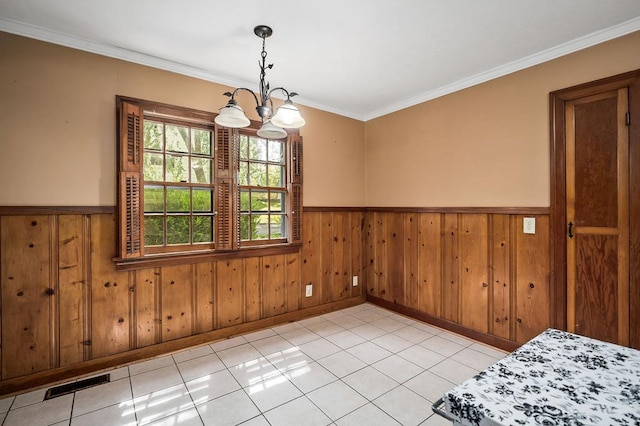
1,1,640,121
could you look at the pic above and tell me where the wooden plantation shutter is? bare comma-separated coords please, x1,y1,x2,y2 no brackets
290,134,303,244
118,101,143,258
214,125,239,250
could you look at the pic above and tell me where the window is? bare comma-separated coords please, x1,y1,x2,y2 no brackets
116,96,302,266
143,116,215,253
239,134,287,244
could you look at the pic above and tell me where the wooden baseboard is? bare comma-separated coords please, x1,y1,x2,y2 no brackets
367,295,519,352
0,296,365,397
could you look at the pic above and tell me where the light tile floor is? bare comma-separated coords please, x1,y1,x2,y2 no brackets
0,303,507,426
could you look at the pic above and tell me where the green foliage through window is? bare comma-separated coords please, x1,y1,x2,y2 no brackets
239,133,287,242
142,115,214,248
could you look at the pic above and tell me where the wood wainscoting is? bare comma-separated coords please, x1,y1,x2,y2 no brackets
0,208,365,395
362,208,551,350
0,206,551,395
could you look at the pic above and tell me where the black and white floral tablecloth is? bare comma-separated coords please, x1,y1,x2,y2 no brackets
443,328,640,425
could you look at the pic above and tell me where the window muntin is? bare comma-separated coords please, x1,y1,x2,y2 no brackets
142,117,215,252
238,134,287,243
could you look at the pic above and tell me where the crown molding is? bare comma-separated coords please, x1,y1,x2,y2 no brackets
364,16,640,121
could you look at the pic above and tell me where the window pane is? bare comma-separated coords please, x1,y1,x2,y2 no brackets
191,129,211,155
193,216,213,243
252,215,269,240
270,215,285,238
166,187,190,212
167,216,190,244
240,215,250,241
249,163,267,186
249,137,267,161
239,161,249,185
166,125,189,153
192,188,212,212
144,185,164,213
240,190,250,212
268,140,283,163
251,191,269,212
239,134,249,160
267,164,284,187
166,155,189,182
191,158,211,183
269,192,285,212
143,153,164,181
144,216,164,246
144,121,163,150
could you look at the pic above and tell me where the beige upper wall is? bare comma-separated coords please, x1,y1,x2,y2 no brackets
2,31,640,208
0,32,366,207
365,31,640,207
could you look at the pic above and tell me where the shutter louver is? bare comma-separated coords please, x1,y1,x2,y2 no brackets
216,126,231,176
289,134,303,243
291,184,302,243
126,113,140,167
214,125,238,250
117,100,144,258
215,179,233,250
291,135,303,184
124,173,141,255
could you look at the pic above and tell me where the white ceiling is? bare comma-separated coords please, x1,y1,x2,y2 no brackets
1,1,640,121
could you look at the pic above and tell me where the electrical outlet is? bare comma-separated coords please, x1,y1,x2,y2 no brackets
352,276,358,287
523,217,536,234
305,284,313,297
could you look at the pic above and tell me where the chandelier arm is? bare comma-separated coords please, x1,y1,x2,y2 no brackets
230,87,260,107
267,87,294,100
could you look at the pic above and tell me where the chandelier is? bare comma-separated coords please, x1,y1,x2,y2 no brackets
214,25,306,139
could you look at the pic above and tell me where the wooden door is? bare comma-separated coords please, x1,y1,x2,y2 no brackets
565,88,629,345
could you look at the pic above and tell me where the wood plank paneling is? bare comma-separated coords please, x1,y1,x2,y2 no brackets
364,212,376,297
387,213,405,305
515,215,551,344
460,214,489,333
442,213,460,322
194,262,214,333
58,215,86,366
90,215,130,359
321,213,333,304
404,213,419,310
350,212,364,298
331,213,350,301
262,255,285,318
161,265,193,341
285,253,301,312
216,259,244,327
0,208,562,392
418,213,441,316
490,215,511,339
301,212,322,308
375,212,388,299
1,216,52,379
134,268,158,347
245,258,261,322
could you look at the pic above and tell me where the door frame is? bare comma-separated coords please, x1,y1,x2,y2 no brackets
549,69,640,348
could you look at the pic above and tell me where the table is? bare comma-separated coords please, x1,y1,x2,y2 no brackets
433,328,640,425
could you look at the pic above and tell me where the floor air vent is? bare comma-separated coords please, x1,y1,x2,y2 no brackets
44,374,110,400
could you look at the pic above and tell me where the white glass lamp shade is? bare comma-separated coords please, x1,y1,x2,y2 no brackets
270,101,306,129
214,104,251,128
257,120,288,139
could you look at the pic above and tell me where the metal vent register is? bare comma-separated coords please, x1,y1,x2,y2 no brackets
44,374,110,400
